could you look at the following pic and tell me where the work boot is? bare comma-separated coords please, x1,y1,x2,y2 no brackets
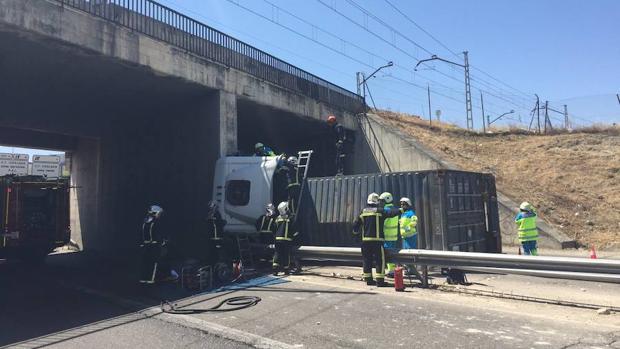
365,278,376,286
376,279,388,287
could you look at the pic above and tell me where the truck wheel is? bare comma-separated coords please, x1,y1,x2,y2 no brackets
20,248,49,265
214,262,232,282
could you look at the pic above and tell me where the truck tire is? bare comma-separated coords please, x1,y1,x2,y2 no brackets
19,248,49,265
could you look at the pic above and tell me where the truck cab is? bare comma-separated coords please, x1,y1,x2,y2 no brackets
212,156,281,235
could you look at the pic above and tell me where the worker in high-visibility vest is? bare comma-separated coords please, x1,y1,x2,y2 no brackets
353,193,401,286
399,197,418,249
515,202,539,256
379,192,399,276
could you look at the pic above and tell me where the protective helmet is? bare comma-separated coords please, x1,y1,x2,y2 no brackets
379,192,393,204
367,192,379,205
254,142,264,150
277,201,289,216
266,203,276,215
519,202,533,212
399,197,412,207
287,156,298,166
327,115,337,125
148,205,163,218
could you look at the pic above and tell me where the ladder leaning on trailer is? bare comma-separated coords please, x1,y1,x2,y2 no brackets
293,150,313,217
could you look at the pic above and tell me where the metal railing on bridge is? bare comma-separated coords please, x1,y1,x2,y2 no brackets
55,0,364,112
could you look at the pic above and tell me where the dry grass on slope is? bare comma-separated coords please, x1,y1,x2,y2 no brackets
376,110,620,249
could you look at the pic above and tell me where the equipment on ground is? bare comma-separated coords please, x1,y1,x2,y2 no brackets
394,266,405,291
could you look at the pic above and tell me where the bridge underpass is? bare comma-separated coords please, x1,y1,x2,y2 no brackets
0,0,372,258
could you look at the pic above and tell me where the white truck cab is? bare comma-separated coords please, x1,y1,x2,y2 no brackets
212,156,280,234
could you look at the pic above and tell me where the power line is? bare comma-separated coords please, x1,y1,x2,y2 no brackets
331,0,535,118
382,0,534,102
224,0,376,69
383,0,462,61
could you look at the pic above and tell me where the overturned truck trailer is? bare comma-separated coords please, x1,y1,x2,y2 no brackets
298,170,501,253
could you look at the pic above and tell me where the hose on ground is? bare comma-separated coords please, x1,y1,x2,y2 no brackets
161,296,261,314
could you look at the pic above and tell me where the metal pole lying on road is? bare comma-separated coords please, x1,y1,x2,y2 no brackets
295,246,620,278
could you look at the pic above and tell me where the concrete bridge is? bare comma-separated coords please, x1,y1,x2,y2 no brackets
0,0,375,256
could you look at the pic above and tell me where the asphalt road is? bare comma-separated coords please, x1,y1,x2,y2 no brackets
0,258,250,349
2,254,620,349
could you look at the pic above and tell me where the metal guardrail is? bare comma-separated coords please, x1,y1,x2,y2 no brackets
54,0,364,112
296,246,620,277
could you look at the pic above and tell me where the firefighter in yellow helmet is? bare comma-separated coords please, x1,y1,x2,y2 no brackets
379,192,399,276
515,202,539,255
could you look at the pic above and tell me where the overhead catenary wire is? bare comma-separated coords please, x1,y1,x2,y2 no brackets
226,0,498,125
344,0,535,107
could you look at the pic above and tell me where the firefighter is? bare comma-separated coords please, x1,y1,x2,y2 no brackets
273,201,299,275
256,203,277,245
515,202,539,256
327,115,346,175
379,192,399,276
254,142,276,157
284,156,302,214
139,205,176,284
399,197,418,249
206,200,227,250
353,193,401,286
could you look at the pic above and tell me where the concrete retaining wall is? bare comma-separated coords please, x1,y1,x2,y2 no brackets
359,114,576,249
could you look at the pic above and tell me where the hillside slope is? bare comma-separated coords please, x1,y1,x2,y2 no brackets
376,111,620,249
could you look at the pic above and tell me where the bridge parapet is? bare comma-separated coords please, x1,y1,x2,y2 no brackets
55,0,364,113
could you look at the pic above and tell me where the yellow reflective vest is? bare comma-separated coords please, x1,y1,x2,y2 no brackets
399,210,418,238
383,204,399,241
515,212,538,242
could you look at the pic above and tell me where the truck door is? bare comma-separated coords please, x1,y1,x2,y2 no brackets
222,158,278,233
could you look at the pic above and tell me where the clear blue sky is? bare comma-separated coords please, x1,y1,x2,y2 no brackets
157,0,619,128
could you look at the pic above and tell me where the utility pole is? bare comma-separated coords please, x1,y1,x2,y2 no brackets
356,72,364,96
563,104,569,129
463,51,474,130
544,100,551,133
415,52,473,130
427,83,432,128
535,94,541,133
480,91,486,133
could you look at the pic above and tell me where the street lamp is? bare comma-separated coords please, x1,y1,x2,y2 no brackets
356,61,393,110
357,61,393,100
487,110,515,126
415,52,474,130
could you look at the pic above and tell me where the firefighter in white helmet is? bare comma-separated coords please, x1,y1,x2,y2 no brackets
273,201,299,275
353,192,400,286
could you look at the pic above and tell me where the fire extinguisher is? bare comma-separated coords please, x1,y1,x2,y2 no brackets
394,266,405,292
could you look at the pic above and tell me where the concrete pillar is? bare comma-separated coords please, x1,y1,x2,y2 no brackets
69,138,101,251
208,91,238,157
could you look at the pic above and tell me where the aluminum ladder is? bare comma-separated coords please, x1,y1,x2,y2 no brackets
236,234,255,273
293,150,313,216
